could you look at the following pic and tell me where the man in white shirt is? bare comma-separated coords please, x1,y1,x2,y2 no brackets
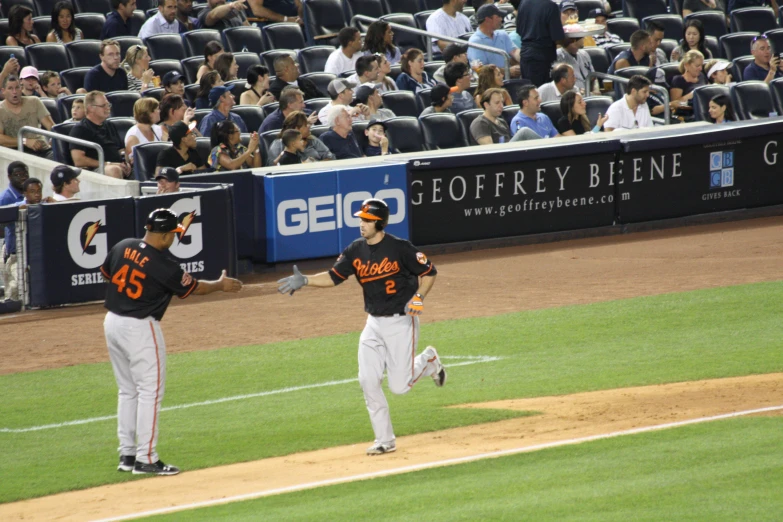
426,0,472,54
318,79,369,124
138,0,180,40
604,75,653,131
345,55,380,87
50,165,81,201
324,27,362,76
538,63,577,102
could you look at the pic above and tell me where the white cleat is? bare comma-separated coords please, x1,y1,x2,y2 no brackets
366,441,396,455
425,346,447,387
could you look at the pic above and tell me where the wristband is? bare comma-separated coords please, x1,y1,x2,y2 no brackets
592,125,601,133
414,293,423,299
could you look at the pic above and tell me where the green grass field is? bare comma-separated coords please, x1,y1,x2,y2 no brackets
2,282,782,515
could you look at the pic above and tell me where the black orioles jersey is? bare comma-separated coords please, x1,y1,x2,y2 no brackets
328,233,436,316
101,238,198,321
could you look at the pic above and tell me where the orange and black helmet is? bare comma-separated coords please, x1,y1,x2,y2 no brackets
354,198,389,230
146,208,186,234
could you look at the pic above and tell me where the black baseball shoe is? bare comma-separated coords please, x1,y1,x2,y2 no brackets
132,460,181,476
117,455,135,472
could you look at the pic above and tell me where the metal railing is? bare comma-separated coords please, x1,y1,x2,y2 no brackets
585,72,671,124
17,126,106,174
353,15,512,79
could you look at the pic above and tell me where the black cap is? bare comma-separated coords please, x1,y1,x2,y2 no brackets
155,167,180,183
351,83,381,106
430,83,451,107
366,117,387,130
162,71,183,87
476,3,503,23
560,1,577,12
443,43,468,63
50,165,81,187
168,121,195,147
588,7,608,18
145,208,185,233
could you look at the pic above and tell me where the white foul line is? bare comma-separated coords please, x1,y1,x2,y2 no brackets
92,403,783,522
0,356,502,434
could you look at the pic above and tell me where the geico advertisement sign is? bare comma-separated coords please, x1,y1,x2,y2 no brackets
276,189,405,236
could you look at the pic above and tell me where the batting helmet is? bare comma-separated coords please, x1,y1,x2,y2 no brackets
146,208,186,233
354,198,389,231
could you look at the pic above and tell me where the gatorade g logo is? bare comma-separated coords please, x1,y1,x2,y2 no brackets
168,196,203,259
67,206,107,269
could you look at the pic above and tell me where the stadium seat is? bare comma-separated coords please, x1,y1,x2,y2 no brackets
261,102,279,119
387,63,402,80
183,82,200,104
731,80,775,119
659,38,678,59
414,10,433,30
25,43,71,73
231,105,265,132
308,124,329,138
259,129,278,163
181,56,203,85
73,0,111,14
416,88,432,113
770,77,783,114
419,0,441,10
299,72,337,96
57,93,84,121
302,0,345,47
40,96,60,124
642,14,683,41
345,0,387,32
575,0,604,21
73,13,105,40
106,116,135,144
261,49,297,73
192,108,212,128
149,59,184,79
381,0,418,14
262,22,306,51
539,100,563,125
684,11,728,40
0,20,8,43
380,13,427,53
223,26,265,54
129,9,146,36
224,78,248,100
622,0,667,24
384,116,424,153
456,109,483,145
765,28,783,54
32,16,50,41
233,51,262,78
298,45,336,74
65,40,101,68
500,104,518,126
145,8,157,18
144,33,186,61
705,35,720,59
613,65,650,81
134,0,153,12
60,67,91,92
182,29,221,58
51,121,78,164
0,46,27,69
607,42,631,59
106,91,141,118
305,97,330,115
113,36,143,58
585,95,613,126
606,17,640,42
194,136,211,165
584,46,611,74
423,60,443,79
503,78,533,105
730,7,778,34
691,84,729,121
733,55,755,81
419,112,462,149
658,62,680,86
720,32,760,61
33,0,57,18
669,0,682,15
1,0,34,17
380,90,419,117
142,87,165,100
133,142,173,181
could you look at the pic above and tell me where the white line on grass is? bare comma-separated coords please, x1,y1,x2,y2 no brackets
0,356,502,434
92,403,783,522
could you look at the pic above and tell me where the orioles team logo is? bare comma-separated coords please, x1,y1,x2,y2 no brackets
416,252,428,265
353,257,399,282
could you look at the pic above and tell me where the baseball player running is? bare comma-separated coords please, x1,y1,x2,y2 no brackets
278,198,446,456
101,208,242,475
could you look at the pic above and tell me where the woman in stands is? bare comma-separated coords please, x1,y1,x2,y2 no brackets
474,64,512,107
122,45,156,93
208,121,261,171
556,91,609,136
5,5,40,47
266,110,335,166
670,50,707,105
708,93,735,124
197,41,224,82
159,94,200,136
396,49,437,94
194,71,224,109
46,2,83,43
670,19,712,62
214,53,239,82
125,97,167,157
375,54,398,93
240,65,275,105
362,21,401,66
704,59,733,85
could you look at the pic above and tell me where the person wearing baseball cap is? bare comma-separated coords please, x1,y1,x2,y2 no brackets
515,0,565,87
318,79,368,124
352,84,396,120
590,7,623,49
154,167,180,194
50,165,81,201
162,71,185,97
420,83,455,117
19,66,43,97
468,4,521,76
559,1,578,24
433,43,475,83
156,121,205,174
363,118,390,157
198,84,246,138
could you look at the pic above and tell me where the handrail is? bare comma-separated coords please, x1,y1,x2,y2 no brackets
585,71,671,124
17,126,106,174
353,14,512,80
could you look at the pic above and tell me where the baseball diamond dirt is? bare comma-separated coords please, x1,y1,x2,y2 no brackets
1,216,783,520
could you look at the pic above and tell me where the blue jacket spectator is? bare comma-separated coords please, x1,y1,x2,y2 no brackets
320,105,363,159
101,0,136,40
510,85,560,138
199,85,247,137
395,48,437,94
468,5,520,70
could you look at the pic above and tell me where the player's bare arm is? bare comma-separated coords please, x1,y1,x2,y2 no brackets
193,269,243,295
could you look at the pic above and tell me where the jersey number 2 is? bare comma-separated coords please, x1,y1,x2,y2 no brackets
111,265,146,299
385,280,396,294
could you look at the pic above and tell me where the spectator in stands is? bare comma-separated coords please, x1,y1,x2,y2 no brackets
671,19,712,62
608,30,653,75
321,105,363,159
375,54,398,93
364,119,390,156
434,43,472,84
274,129,305,165
515,0,564,87
162,71,186,97
85,40,128,94
444,62,476,113
705,60,733,84
240,65,275,106
319,79,367,124
267,110,334,165
247,0,303,24
670,50,706,106
538,64,577,103
156,121,205,173
208,120,261,170
195,71,224,109
363,22,402,66
683,0,726,16
5,5,40,47
160,94,198,133
325,28,363,77
47,2,84,43
426,0,472,54
559,1,578,25
197,42,225,83
51,165,82,201
200,85,246,137
0,55,20,91
474,64,512,106
396,49,437,94
270,55,324,100
351,84,396,120
101,0,137,40
645,20,671,68
215,53,239,82
70,91,129,178
123,45,156,93
0,75,54,159
727,0,778,15
420,84,454,117
0,162,28,207
346,55,381,87
19,67,44,97
471,87,538,144
556,38,599,95
557,91,608,135
198,0,250,31
708,93,735,123
125,97,167,156
176,0,200,32
138,0,180,40
155,168,181,193
590,7,622,49
468,5,520,77
510,85,560,138
41,71,72,99
259,86,316,133
64,98,86,122
744,35,783,83
604,74,653,131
